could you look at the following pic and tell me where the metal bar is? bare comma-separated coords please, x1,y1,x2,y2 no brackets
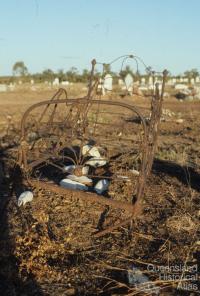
30,179,139,213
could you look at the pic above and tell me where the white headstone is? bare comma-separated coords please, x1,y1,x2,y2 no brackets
172,78,176,84
0,84,7,92
30,79,34,85
193,86,200,99
18,80,22,85
154,77,159,83
190,78,195,85
141,77,146,85
53,77,59,86
195,76,200,83
124,73,133,93
175,84,189,90
103,74,113,92
138,86,148,91
148,76,153,85
61,81,69,86
9,83,15,91
118,79,124,86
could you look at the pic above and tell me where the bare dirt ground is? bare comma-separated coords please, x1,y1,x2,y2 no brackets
0,88,199,295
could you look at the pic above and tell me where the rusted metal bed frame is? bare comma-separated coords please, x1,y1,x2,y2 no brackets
16,56,167,237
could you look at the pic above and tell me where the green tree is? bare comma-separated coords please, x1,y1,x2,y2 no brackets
184,68,199,79
57,69,66,82
42,69,55,82
103,63,111,74
66,67,78,82
12,61,28,76
81,69,90,82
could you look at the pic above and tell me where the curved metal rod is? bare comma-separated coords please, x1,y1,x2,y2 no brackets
20,98,147,139
95,54,152,74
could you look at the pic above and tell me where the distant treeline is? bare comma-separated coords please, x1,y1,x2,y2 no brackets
0,61,199,84
0,61,156,84
0,67,93,84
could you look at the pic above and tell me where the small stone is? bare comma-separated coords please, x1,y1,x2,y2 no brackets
82,166,89,175
175,118,184,124
94,179,109,194
18,191,33,207
86,157,107,167
82,145,101,158
63,165,76,173
27,132,38,141
67,175,92,185
60,179,88,191
130,169,140,176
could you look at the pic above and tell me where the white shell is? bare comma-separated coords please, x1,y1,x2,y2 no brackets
82,145,101,158
67,175,92,185
130,169,140,176
18,191,33,207
60,179,88,191
63,165,76,173
63,165,89,176
94,179,109,194
85,157,107,167
82,166,89,175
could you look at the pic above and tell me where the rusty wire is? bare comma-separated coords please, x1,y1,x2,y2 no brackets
15,55,168,237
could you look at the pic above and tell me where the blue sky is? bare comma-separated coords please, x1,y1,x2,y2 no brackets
0,0,200,75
